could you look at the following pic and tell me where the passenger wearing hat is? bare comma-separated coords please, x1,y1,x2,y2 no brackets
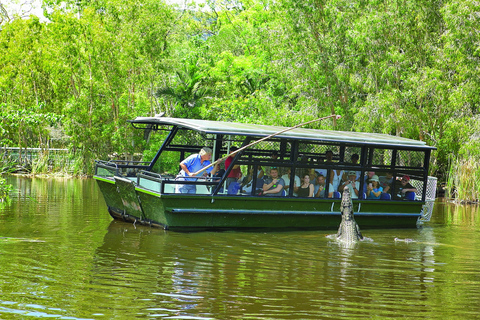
393,175,418,200
339,171,360,199
362,171,376,194
366,175,383,199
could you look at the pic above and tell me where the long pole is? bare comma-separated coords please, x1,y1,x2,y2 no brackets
192,114,341,176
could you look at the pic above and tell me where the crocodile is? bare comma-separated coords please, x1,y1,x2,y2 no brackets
336,187,364,242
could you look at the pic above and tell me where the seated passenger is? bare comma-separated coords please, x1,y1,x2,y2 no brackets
339,171,360,199
297,155,313,178
267,150,280,174
176,147,221,194
257,166,265,179
325,150,335,163
305,167,317,181
270,151,279,161
314,174,327,198
350,153,361,181
314,173,335,198
379,172,394,194
297,174,314,197
281,168,300,196
262,167,285,196
325,150,344,190
330,168,345,193
393,175,418,200
315,168,328,180
363,171,376,194
314,157,327,177
351,153,359,164
227,172,242,195
327,182,338,198
213,169,226,193
241,166,263,194
366,175,383,199
213,169,225,180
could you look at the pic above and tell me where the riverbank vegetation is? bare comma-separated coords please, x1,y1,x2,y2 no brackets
446,158,480,203
1,0,479,200
0,176,12,202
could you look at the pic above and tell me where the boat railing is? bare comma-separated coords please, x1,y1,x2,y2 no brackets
162,178,221,195
418,176,437,223
95,160,150,177
137,170,221,195
137,170,164,192
138,170,164,182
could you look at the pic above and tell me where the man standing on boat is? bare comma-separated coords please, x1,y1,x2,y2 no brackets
176,147,221,194
261,167,286,196
225,146,241,188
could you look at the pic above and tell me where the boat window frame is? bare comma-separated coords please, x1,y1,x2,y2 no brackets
116,125,433,201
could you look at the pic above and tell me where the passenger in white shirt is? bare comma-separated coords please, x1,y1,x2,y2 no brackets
339,171,360,199
281,168,301,196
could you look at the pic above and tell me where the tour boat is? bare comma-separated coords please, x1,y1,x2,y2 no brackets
94,116,437,230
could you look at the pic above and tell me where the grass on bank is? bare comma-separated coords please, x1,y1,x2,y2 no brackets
446,157,480,203
0,151,90,202
1,152,87,177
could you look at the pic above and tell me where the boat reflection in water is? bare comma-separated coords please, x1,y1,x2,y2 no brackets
91,220,445,318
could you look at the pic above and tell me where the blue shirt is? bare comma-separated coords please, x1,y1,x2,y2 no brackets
179,154,213,181
367,186,383,199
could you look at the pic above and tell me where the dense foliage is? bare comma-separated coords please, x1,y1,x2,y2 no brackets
1,0,479,185
0,176,12,202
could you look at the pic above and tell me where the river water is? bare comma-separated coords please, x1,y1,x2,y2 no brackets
0,176,479,319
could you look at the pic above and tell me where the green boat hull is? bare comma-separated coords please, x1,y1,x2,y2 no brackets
95,176,422,231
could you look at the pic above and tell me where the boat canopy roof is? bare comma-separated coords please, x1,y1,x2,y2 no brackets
129,116,435,149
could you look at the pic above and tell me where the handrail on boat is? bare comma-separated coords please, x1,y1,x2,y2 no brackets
95,160,150,177
138,170,163,183
100,159,150,167
136,170,222,195
95,160,120,176
159,177,222,195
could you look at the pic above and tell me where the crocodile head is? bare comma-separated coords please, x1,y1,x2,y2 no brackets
336,187,364,242
341,187,355,221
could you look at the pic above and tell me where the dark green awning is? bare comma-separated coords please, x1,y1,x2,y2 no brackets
129,116,434,149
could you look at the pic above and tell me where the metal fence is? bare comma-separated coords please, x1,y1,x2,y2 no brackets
416,176,437,223
1,147,69,165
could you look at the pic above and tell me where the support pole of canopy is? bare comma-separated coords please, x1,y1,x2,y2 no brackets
192,114,342,176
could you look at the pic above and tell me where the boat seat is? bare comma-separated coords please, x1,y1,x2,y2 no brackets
380,193,391,200
405,192,416,201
